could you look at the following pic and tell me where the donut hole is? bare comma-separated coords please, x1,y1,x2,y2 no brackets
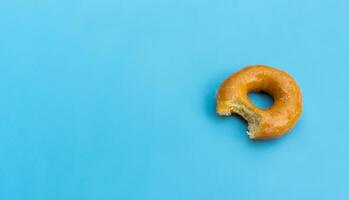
248,91,274,110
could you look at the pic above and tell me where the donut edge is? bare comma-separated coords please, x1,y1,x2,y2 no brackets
216,100,261,139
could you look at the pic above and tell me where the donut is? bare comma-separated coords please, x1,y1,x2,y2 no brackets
216,65,302,139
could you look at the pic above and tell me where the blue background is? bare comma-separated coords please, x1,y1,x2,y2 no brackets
0,0,348,199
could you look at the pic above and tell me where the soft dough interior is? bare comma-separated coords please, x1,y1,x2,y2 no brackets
217,101,261,139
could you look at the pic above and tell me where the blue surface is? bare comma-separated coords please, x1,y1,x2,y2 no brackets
0,0,348,199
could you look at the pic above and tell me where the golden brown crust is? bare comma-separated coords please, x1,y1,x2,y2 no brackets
216,65,302,139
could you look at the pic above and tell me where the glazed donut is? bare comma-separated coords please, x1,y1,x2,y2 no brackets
216,65,302,139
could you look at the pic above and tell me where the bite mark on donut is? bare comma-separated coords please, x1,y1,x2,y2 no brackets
217,101,261,139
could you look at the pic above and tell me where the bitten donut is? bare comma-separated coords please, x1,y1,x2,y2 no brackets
216,65,302,139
